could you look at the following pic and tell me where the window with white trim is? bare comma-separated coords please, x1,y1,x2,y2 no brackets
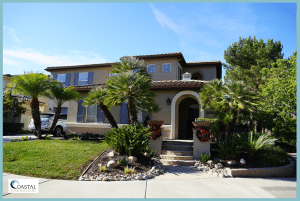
57,74,66,82
147,64,155,73
109,73,118,77
79,72,88,85
162,63,171,72
85,105,97,122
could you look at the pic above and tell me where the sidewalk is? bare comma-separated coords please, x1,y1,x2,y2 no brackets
2,134,38,142
3,166,297,198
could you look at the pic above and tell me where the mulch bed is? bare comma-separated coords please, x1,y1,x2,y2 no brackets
210,144,290,169
83,149,154,178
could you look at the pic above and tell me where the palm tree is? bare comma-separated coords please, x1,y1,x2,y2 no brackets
200,79,259,142
46,81,81,135
105,56,160,125
83,88,118,128
9,73,53,139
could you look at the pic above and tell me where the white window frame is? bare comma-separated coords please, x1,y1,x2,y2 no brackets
79,72,88,81
109,73,118,77
57,74,66,82
162,63,171,72
85,105,97,122
147,64,155,73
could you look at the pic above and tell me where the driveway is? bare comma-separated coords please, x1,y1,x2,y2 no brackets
3,166,297,198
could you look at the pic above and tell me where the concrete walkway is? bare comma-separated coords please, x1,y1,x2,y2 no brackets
3,166,297,198
3,134,38,142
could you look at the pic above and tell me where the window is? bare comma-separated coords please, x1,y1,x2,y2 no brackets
109,73,118,77
147,64,155,73
178,67,182,80
57,74,66,82
86,105,97,122
133,69,140,73
163,63,171,72
79,72,88,85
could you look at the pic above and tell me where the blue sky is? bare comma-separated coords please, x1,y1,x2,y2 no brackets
3,2,297,78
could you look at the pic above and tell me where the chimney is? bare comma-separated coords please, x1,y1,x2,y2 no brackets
182,72,191,81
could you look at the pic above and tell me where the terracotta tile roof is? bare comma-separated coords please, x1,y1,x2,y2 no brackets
73,80,208,92
151,80,208,88
186,61,222,65
45,52,222,72
45,62,119,72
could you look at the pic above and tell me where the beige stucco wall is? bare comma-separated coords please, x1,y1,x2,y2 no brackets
151,90,179,125
183,66,217,81
143,57,180,81
50,68,111,85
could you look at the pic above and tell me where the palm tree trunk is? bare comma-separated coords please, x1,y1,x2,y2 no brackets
48,106,62,135
127,97,137,125
99,102,118,128
31,98,42,139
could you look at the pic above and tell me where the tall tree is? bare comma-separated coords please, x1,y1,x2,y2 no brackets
83,88,118,128
46,81,81,136
105,56,160,125
223,36,283,93
3,88,26,121
8,73,53,139
259,51,297,146
200,79,259,142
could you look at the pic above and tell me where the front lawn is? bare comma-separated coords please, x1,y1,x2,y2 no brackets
3,139,110,180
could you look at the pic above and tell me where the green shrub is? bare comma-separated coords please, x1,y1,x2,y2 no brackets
22,136,29,141
124,166,135,174
217,141,241,160
201,152,211,162
63,133,104,141
105,122,151,156
117,157,128,166
45,135,51,140
3,122,24,135
235,132,277,155
144,147,155,157
99,165,106,172
256,146,289,167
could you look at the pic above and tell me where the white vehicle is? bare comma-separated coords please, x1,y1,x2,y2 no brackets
29,113,67,136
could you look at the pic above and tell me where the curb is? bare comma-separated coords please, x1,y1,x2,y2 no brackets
227,158,295,178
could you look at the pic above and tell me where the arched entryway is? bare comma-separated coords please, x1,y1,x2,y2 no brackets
171,91,204,139
178,97,199,139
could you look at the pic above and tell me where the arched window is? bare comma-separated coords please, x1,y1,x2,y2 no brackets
191,72,202,80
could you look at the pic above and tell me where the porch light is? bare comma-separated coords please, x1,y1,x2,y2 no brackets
166,98,172,105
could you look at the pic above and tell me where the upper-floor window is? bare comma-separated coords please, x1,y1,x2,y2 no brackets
74,72,93,86
162,63,171,72
53,73,70,87
178,67,182,80
147,64,155,73
57,74,66,82
109,73,118,77
79,72,88,85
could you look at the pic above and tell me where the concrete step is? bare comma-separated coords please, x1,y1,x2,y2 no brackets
161,150,193,156
162,145,193,152
163,140,193,146
160,155,194,160
160,159,196,166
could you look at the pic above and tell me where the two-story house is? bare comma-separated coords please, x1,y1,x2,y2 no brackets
45,52,222,140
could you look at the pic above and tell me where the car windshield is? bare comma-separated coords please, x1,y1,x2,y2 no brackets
40,114,55,119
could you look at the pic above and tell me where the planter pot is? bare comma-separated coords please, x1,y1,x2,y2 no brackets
192,121,212,128
147,120,164,127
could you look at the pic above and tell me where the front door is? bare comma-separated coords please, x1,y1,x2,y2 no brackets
178,97,199,140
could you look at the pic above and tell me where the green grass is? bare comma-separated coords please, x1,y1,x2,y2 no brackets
3,140,110,180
